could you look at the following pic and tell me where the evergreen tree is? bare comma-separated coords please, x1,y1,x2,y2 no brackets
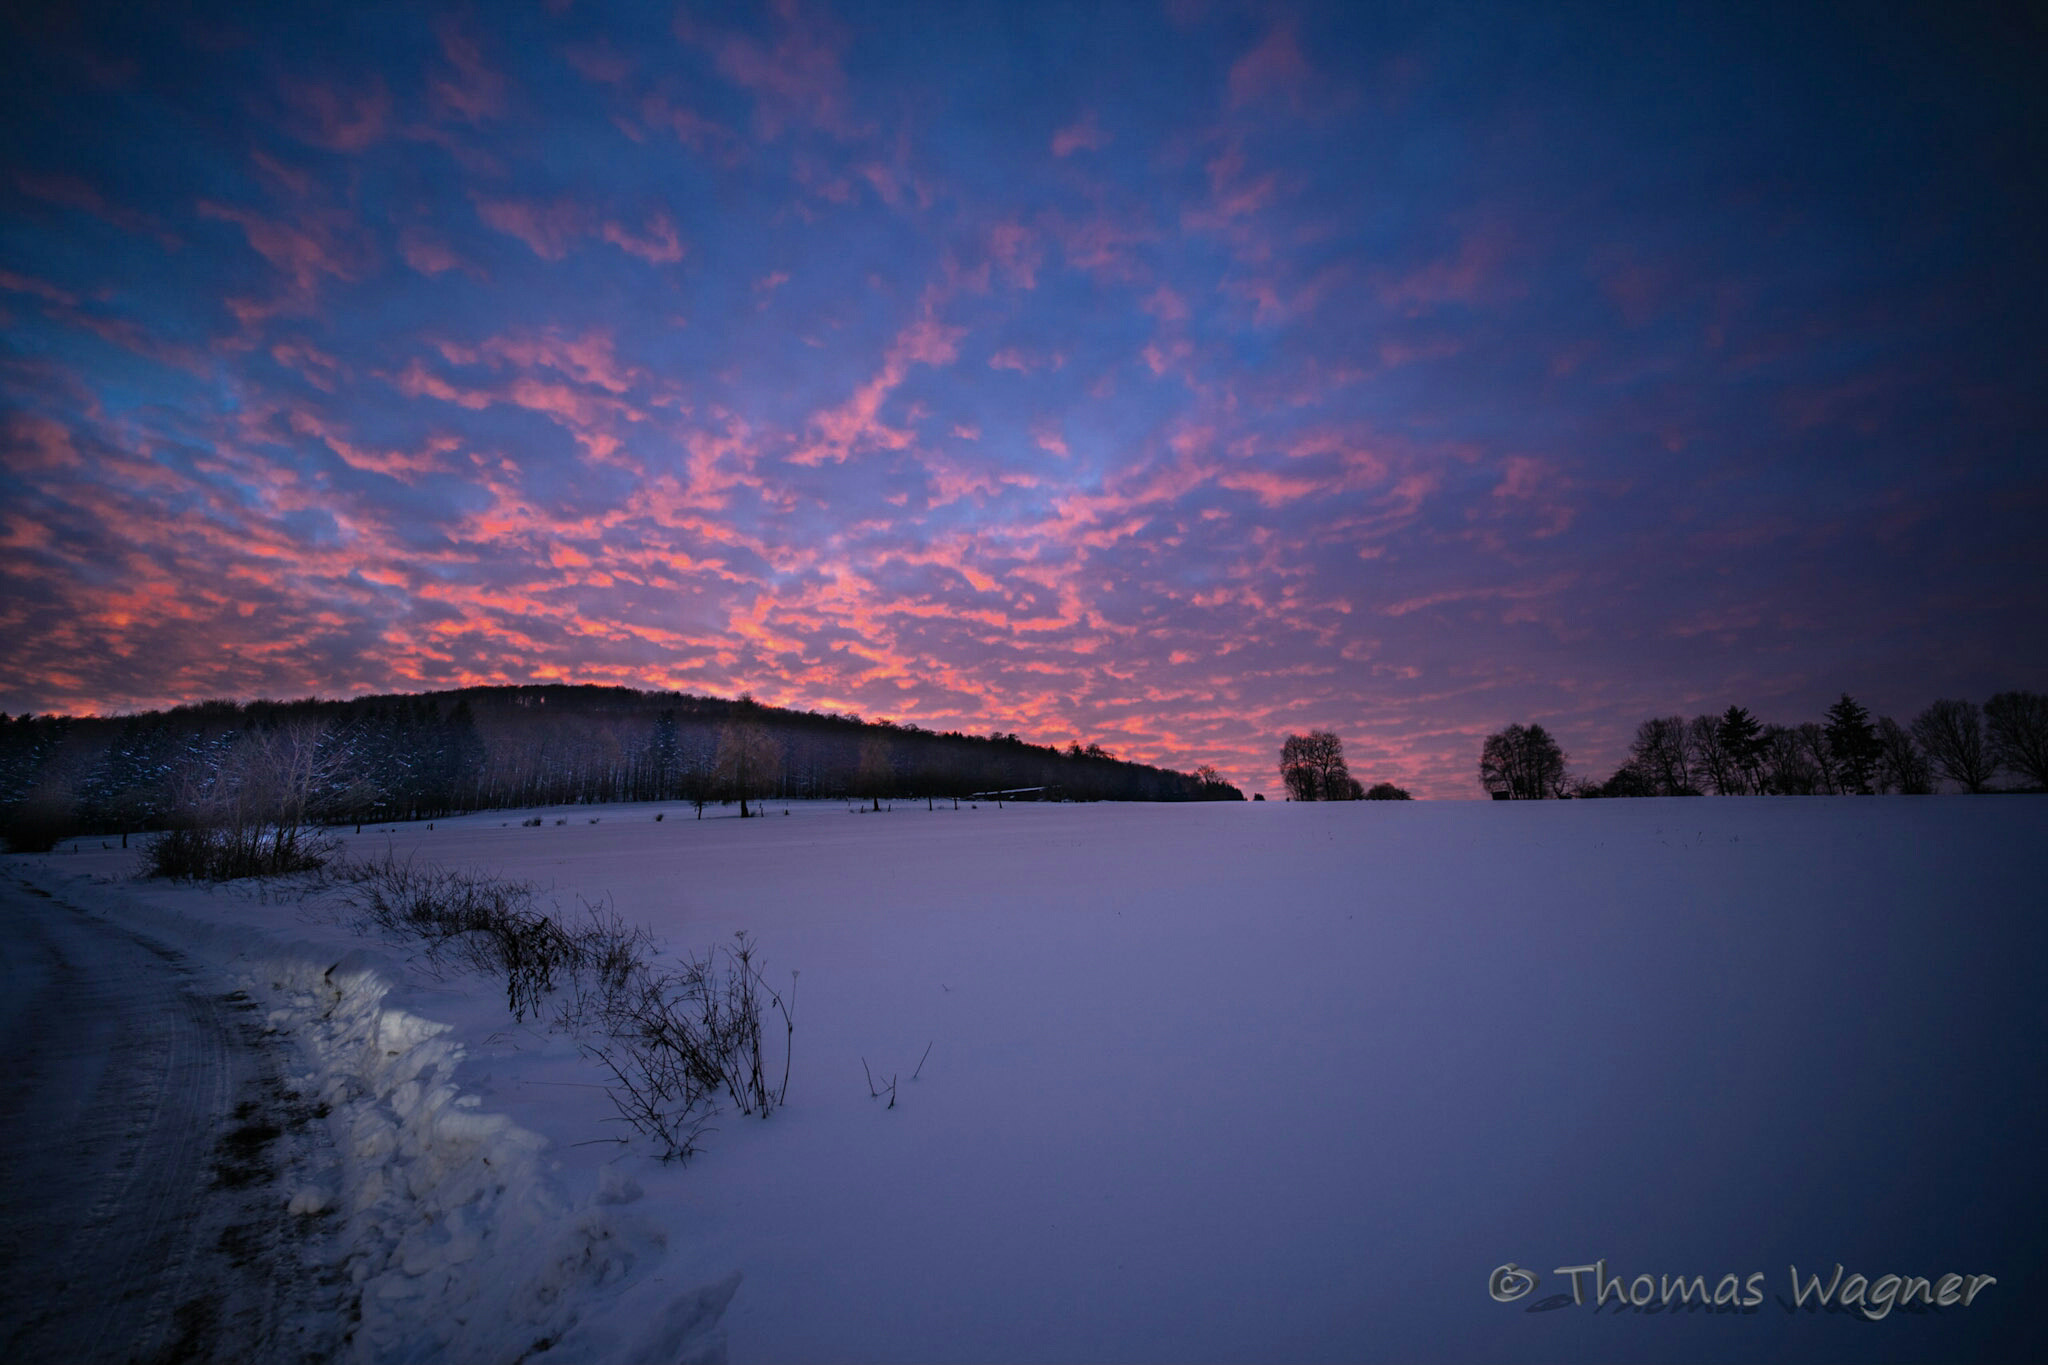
1717,706,1765,795
1824,694,1881,794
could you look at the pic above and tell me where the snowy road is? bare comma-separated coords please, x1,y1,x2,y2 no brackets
0,875,347,1363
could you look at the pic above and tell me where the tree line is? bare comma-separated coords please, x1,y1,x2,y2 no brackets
1277,731,1411,801
0,684,1245,851
1478,692,2048,798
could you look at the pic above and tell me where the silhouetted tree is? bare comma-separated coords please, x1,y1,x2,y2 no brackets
1874,717,1934,794
1911,699,1995,793
1363,781,1412,800
1717,706,1765,795
1479,723,1567,799
1593,762,1657,798
1984,691,2048,790
1629,716,1698,795
1279,731,1356,800
1757,724,1817,795
1685,714,1736,794
1824,694,1881,794
1793,721,1839,794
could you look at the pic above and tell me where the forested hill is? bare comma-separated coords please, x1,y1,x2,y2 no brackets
0,685,1243,838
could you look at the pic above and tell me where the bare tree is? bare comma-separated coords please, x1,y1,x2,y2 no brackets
855,735,893,811
1685,714,1736,794
1479,723,1567,799
1793,722,1839,794
1984,691,2048,790
1911,699,1995,793
1279,731,1357,801
715,700,784,818
150,718,342,878
1628,716,1698,795
1874,717,1934,795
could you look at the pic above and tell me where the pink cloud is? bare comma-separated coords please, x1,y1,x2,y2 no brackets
431,17,508,123
989,348,1064,374
698,0,865,141
1228,24,1315,111
0,268,78,307
197,200,375,320
480,328,641,394
637,93,746,161
601,210,686,264
281,77,391,151
270,340,349,392
3,412,83,471
1050,211,1155,281
791,291,964,466
1142,286,1191,323
16,172,180,248
989,222,1043,290
472,196,592,260
390,357,491,409
1051,111,1109,158
1375,222,1513,314
398,226,481,278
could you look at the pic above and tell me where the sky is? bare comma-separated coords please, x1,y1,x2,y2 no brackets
2,1,2043,799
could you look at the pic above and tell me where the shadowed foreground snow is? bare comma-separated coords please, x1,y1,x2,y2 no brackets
9,796,2044,1363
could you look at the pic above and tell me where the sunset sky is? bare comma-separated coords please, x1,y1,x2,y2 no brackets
2,2,2042,797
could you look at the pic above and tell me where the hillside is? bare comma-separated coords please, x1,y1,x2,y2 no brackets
0,685,1241,845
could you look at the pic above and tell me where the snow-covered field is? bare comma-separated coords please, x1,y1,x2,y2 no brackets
10,796,2044,1363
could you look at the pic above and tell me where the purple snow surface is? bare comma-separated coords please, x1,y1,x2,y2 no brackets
324,794,2044,1363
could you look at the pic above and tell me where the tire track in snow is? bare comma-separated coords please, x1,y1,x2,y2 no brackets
0,875,348,1363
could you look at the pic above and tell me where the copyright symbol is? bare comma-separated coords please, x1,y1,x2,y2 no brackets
1489,1263,1539,1302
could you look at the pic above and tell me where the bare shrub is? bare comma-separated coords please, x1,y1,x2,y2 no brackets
581,933,796,1161
338,853,575,1018
146,821,338,880
332,852,795,1160
144,719,342,880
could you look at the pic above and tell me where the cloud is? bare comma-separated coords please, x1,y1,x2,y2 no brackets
280,77,391,151
1051,111,1109,158
601,210,686,264
398,227,481,278
791,288,965,466
989,348,1064,374
1227,24,1314,110
988,222,1044,290
431,17,509,123
472,196,592,260
0,269,77,307
697,0,865,141
15,172,181,247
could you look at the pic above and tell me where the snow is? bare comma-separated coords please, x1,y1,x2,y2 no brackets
10,795,2045,1363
